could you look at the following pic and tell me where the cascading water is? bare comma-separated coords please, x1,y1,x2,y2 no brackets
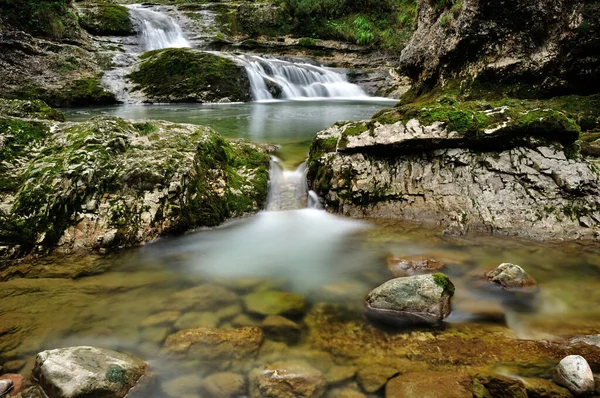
233,55,368,101
127,5,191,51
266,158,321,211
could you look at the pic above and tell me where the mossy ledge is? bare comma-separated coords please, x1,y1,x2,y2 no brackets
432,273,455,297
0,102,270,260
77,2,135,36
127,48,252,104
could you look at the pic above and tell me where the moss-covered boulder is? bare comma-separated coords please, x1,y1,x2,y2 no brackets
307,97,600,240
127,48,252,104
0,99,65,122
0,110,270,260
77,2,135,36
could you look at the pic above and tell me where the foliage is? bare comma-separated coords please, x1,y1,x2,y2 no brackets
0,0,76,38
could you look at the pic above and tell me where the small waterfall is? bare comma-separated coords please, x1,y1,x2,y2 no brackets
266,158,321,211
128,5,191,51
234,55,368,101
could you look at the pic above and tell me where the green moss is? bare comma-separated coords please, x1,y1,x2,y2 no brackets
432,273,455,297
298,37,317,46
128,48,251,103
78,3,134,36
0,99,65,121
105,365,127,384
0,0,78,39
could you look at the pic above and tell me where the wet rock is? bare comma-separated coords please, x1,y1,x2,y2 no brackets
162,375,204,398
231,314,260,328
522,377,572,398
0,379,13,396
325,366,357,385
163,327,264,361
174,312,220,330
356,365,397,393
486,263,538,291
386,256,445,277
140,311,180,327
386,372,473,398
364,274,455,327
553,355,595,395
200,372,247,398
32,346,147,398
326,387,366,398
0,374,24,396
244,291,307,317
261,315,302,345
0,99,65,121
139,327,170,345
249,361,327,398
168,285,240,312
473,374,528,398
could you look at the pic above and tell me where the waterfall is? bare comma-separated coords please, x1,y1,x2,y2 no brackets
266,158,321,211
127,5,191,51
233,55,368,101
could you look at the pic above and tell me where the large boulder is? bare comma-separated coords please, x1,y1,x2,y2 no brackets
127,48,252,103
0,112,270,260
32,346,147,398
77,3,135,36
400,0,600,98
364,273,455,327
307,100,600,241
553,355,595,395
249,361,327,398
243,291,307,317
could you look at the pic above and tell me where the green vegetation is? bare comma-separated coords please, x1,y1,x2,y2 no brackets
432,273,455,297
0,0,77,39
298,37,317,46
10,78,117,108
0,99,65,121
128,48,251,103
78,2,135,36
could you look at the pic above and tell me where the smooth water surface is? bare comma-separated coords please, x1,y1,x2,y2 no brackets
63,100,396,165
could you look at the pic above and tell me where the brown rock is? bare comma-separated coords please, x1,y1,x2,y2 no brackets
485,263,537,290
140,311,180,327
472,374,527,398
326,366,358,385
201,372,247,398
261,316,302,345
168,285,240,311
523,377,572,398
244,291,307,317
386,372,473,398
386,256,445,277
162,375,204,398
163,327,264,360
249,361,327,398
326,387,366,398
357,365,397,393
0,374,22,396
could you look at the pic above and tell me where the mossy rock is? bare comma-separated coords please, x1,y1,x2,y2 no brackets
127,48,252,103
0,99,65,121
78,2,135,36
13,78,118,108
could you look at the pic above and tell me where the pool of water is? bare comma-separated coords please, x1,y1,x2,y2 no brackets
3,99,600,396
63,99,397,167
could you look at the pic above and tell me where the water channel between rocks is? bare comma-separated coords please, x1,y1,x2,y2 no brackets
2,100,600,397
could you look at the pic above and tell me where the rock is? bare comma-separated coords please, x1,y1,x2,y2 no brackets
486,263,538,290
522,377,572,398
0,374,23,396
162,375,204,398
307,102,600,241
168,285,240,312
174,312,220,330
231,314,260,328
553,355,595,395
200,372,247,398
364,274,455,327
326,387,366,398
325,366,357,385
0,99,64,121
356,365,397,393
0,115,270,260
32,346,147,398
244,291,307,317
473,375,528,398
386,372,473,398
127,48,252,104
386,256,445,277
140,311,180,327
261,315,302,345
163,327,264,361
0,379,13,396
77,3,135,36
249,361,327,398
139,327,170,345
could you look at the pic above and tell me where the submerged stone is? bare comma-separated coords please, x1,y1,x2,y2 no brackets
260,315,302,345
486,263,538,291
249,361,327,398
32,346,147,398
364,274,454,327
244,291,307,317
200,372,247,398
386,372,473,398
386,256,445,277
553,355,595,395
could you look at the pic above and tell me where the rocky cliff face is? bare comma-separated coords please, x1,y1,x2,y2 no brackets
0,100,270,261
400,0,600,98
308,101,600,240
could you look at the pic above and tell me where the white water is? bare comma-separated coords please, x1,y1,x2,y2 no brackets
127,4,191,51
233,54,369,101
266,158,322,211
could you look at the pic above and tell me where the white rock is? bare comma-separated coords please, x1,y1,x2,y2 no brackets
552,355,594,395
0,379,13,395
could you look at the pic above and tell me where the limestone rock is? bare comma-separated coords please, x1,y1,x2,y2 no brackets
325,366,357,385
365,274,455,327
249,361,327,398
32,346,147,398
200,372,247,398
553,355,595,395
261,315,302,345
244,291,307,317
386,372,473,398
356,365,397,393
386,256,445,277
486,263,538,290
163,327,264,360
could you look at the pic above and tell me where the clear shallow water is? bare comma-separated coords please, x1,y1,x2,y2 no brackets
4,100,600,395
63,100,396,166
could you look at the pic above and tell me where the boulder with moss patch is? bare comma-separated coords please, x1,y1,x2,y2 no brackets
77,3,135,36
127,48,252,103
0,111,270,260
308,99,600,240
364,273,455,327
